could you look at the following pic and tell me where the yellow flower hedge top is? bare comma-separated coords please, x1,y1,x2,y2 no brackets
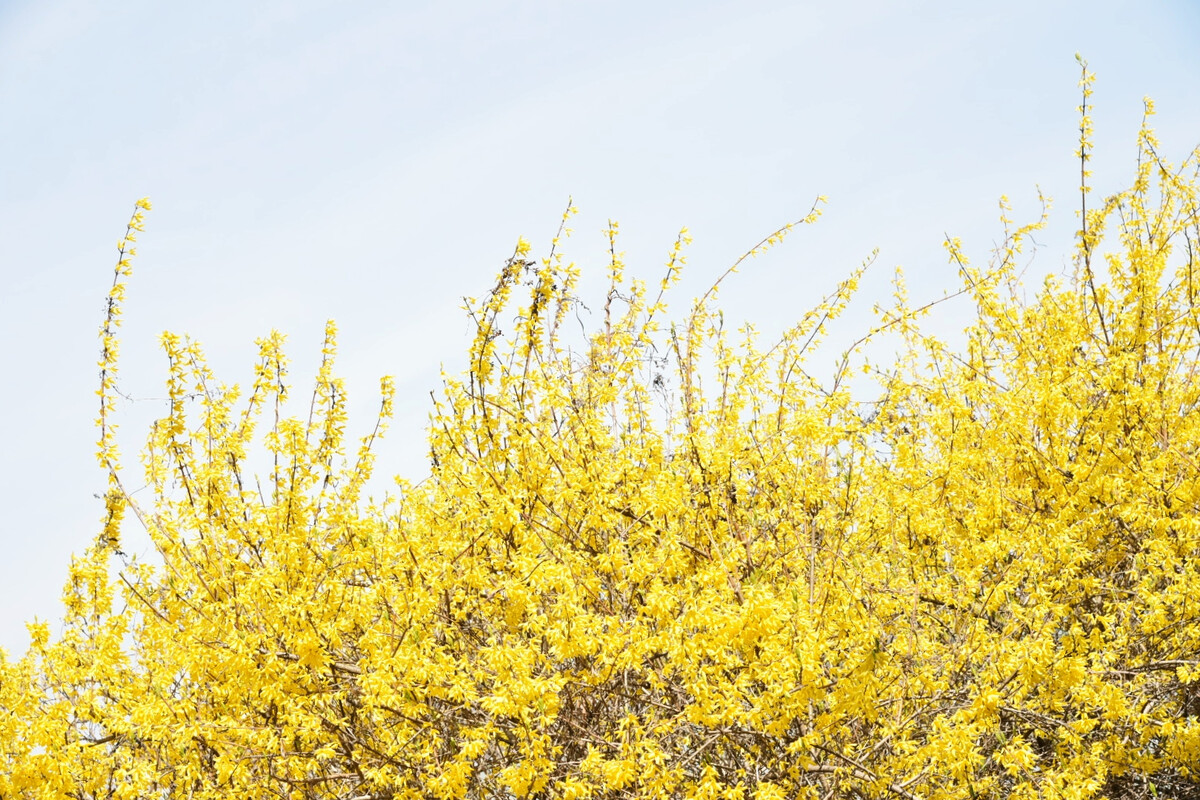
2,67,1199,800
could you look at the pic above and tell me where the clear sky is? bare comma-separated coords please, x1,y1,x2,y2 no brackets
1,0,1198,654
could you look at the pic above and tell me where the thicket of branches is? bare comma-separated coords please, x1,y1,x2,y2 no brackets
2,65,1199,800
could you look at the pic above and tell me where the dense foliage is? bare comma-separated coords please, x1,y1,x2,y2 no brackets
2,68,1199,800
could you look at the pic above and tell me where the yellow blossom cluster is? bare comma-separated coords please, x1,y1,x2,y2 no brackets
2,74,1199,800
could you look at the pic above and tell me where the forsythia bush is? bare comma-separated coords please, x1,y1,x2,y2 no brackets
2,68,1200,800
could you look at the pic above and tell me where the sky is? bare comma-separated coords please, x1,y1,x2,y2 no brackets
1,0,1198,654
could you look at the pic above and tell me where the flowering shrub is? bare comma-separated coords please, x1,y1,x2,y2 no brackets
2,64,1199,800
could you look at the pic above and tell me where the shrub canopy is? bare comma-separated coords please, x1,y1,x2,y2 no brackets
2,69,1199,800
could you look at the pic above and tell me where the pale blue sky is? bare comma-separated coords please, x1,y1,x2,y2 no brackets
1,1,1197,653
